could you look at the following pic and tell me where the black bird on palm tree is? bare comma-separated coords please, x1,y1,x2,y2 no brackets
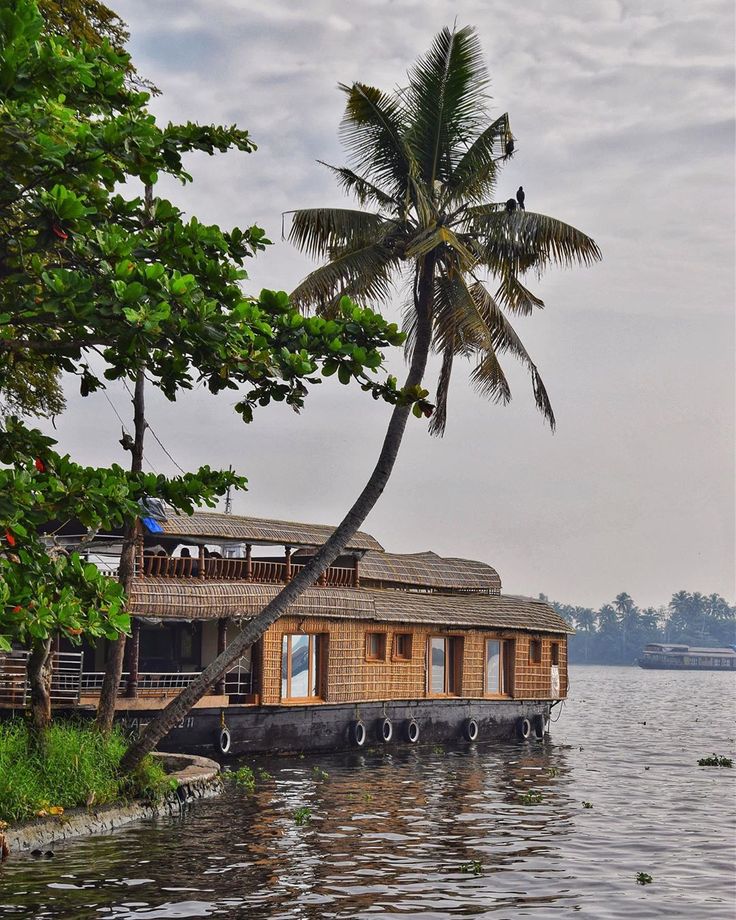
516,186,525,210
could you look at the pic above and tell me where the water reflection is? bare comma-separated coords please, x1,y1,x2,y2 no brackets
1,666,734,918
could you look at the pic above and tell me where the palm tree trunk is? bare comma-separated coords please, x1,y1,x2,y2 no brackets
120,256,436,773
95,367,146,733
28,637,53,743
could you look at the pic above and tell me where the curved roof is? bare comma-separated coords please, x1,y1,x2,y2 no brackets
157,512,383,552
359,550,501,593
129,578,572,634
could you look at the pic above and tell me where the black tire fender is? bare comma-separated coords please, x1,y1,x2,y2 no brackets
464,718,479,742
352,719,367,747
406,718,420,743
380,717,393,742
516,717,532,740
218,726,232,755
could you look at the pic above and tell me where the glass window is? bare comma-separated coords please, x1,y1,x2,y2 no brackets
431,637,446,693
365,633,386,661
281,634,322,700
429,637,462,694
486,639,502,693
290,634,309,697
393,633,412,660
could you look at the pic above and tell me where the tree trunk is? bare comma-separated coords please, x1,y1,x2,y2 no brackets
120,256,436,773
95,367,146,733
28,637,53,740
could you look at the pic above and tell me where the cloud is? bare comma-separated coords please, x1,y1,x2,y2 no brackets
63,0,736,608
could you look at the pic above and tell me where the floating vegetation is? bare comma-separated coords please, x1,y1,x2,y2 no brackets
459,860,483,875
363,792,373,803
432,745,445,755
312,766,329,781
636,872,653,885
231,766,256,792
257,769,272,781
547,767,560,777
697,754,733,768
581,801,593,809
293,806,312,826
519,791,543,806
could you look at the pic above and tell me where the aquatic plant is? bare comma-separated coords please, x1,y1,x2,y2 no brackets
459,860,483,875
231,766,257,792
547,767,560,777
636,872,653,885
697,754,733,767
0,720,167,823
312,766,329,781
581,801,593,809
293,806,312,826
518,791,543,806
258,769,272,781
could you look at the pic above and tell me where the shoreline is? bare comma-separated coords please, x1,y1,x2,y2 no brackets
2,752,222,858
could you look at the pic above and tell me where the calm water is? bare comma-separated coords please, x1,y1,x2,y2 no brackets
1,665,735,919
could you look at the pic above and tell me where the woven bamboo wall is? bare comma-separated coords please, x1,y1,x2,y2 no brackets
260,616,567,705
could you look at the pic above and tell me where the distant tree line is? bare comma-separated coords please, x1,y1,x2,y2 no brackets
546,591,736,665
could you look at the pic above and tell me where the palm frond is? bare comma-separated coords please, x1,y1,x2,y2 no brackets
288,208,391,261
467,280,555,428
339,82,415,197
405,25,489,186
444,114,509,204
428,343,455,436
405,224,477,270
317,162,396,210
290,242,397,312
467,209,603,274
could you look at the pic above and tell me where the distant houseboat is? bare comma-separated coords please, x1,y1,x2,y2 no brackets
638,643,736,671
0,512,572,756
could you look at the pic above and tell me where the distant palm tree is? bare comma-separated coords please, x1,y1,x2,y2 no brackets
120,25,601,771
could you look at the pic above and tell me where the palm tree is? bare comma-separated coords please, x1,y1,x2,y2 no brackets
120,25,601,771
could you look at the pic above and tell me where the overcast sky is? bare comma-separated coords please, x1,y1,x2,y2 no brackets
54,0,734,609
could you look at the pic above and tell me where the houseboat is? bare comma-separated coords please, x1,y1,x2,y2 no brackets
0,512,572,756
638,643,736,671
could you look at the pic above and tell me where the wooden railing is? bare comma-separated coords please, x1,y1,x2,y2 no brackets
79,664,252,698
0,651,83,708
137,554,358,587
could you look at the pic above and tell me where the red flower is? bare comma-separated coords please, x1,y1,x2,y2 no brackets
52,225,68,241
4,531,15,547
34,457,45,472
12,606,21,614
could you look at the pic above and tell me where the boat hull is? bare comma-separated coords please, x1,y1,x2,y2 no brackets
637,659,735,671
118,698,554,758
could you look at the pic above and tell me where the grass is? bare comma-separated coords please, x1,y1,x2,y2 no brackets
293,805,312,826
697,754,733,767
518,790,543,806
0,720,170,824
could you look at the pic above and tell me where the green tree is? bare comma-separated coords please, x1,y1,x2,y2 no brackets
120,24,601,772
0,0,411,735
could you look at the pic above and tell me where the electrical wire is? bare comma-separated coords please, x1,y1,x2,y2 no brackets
120,377,186,474
101,388,159,474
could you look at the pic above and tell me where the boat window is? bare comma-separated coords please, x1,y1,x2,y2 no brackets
429,637,462,695
529,638,542,664
281,634,322,700
550,642,560,666
365,632,387,662
485,639,504,694
393,633,413,661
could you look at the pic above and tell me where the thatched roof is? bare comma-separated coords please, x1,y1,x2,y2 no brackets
129,578,572,634
156,512,383,552
360,550,501,593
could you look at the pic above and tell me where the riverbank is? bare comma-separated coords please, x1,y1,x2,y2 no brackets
3,751,221,857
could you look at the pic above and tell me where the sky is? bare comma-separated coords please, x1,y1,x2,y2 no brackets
53,0,735,610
